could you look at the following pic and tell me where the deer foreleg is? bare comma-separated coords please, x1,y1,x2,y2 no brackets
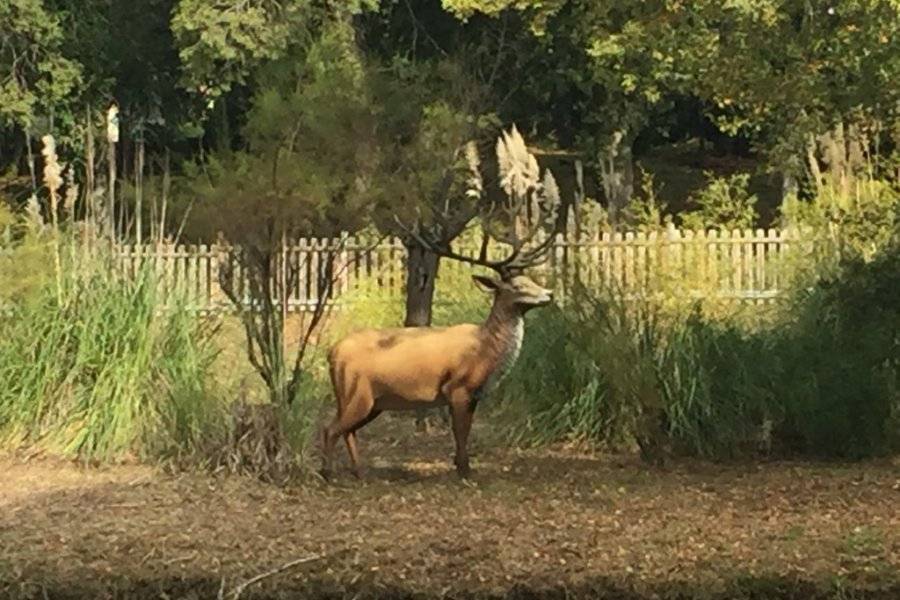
449,390,475,478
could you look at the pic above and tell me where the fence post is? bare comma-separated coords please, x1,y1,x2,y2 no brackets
683,229,695,295
665,222,681,284
624,231,635,291
743,228,754,298
730,229,741,296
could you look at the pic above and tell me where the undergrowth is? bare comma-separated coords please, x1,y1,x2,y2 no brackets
496,237,900,460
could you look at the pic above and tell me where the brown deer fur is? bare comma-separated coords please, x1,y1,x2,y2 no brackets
321,273,553,479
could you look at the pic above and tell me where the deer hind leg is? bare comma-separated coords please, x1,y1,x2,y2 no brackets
320,419,341,480
321,359,344,480
321,378,376,480
344,408,382,478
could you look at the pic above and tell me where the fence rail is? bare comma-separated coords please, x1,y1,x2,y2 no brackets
111,226,818,313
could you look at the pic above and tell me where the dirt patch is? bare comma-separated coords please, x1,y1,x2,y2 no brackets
1,417,899,599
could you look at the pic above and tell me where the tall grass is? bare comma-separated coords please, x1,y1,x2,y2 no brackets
0,254,224,462
498,292,773,459
496,235,900,460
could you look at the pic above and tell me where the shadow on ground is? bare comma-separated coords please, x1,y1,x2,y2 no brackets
3,575,899,600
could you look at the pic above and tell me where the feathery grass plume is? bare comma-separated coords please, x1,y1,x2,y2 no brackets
539,170,561,225
40,135,64,298
497,124,540,198
41,135,63,230
464,140,483,200
24,195,44,229
64,166,79,222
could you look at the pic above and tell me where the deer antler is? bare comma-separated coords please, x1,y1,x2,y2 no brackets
398,125,561,279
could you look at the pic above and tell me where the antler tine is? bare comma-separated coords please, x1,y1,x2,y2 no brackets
392,125,561,282
498,231,555,276
394,216,513,276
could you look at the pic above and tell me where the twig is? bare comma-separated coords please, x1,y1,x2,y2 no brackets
227,554,325,600
403,0,448,57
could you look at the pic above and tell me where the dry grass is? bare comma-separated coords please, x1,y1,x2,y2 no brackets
1,417,898,599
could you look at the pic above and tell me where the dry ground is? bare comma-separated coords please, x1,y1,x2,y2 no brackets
1,416,898,600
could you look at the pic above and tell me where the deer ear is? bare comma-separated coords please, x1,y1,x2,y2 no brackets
472,274,500,292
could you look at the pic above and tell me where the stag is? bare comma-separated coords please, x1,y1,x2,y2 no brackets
320,126,562,479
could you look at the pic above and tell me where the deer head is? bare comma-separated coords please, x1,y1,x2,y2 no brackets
472,273,553,313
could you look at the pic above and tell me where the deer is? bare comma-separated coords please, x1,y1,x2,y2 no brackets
321,265,553,479
320,125,563,480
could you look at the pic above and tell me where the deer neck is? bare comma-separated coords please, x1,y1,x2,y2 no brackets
480,300,525,389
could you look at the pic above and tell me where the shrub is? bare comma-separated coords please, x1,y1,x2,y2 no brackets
497,238,900,460
780,178,899,262
681,172,759,231
771,240,900,457
0,204,55,306
624,170,670,232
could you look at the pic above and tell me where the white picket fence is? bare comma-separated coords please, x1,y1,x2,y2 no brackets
112,225,820,313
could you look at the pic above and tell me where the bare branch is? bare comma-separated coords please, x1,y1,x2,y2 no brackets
225,554,325,600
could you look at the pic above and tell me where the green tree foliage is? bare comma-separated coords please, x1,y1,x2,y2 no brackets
171,0,378,98
186,27,375,407
368,59,499,241
694,1,899,140
171,0,313,100
58,0,194,145
190,29,375,243
0,0,81,128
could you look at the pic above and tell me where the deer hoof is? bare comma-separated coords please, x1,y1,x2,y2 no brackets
455,462,471,479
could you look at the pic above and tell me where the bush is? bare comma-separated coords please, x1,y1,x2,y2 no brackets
497,238,900,460
681,172,759,231
624,170,670,232
0,204,55,306
771,240,900,457
0,257,224,462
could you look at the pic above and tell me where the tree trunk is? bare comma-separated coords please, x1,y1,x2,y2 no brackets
404,243,448,432
404,243,439,328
